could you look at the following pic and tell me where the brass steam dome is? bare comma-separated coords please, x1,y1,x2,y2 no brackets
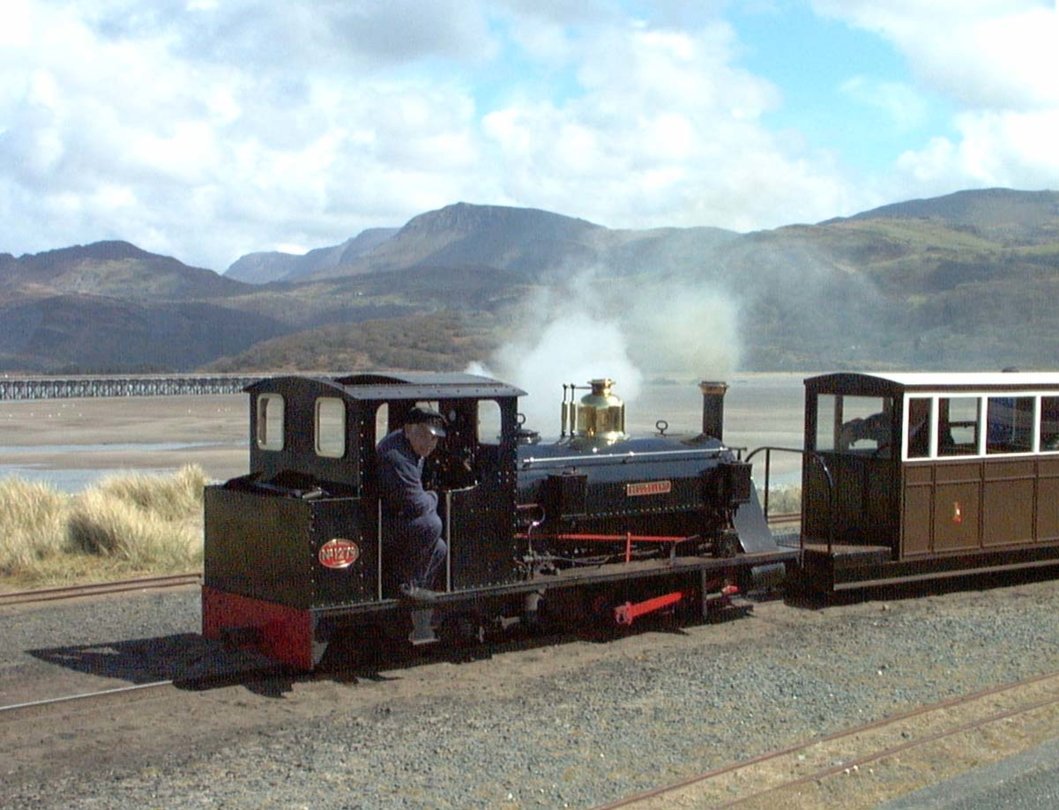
574,378,626,442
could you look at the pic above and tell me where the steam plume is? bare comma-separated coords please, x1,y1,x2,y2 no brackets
470,267,741,434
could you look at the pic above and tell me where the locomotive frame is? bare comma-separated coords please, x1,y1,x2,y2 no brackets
202,372,795,670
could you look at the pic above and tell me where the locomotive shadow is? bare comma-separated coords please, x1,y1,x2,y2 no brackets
316,610,704,683
26,606,771,694
27,633,301,698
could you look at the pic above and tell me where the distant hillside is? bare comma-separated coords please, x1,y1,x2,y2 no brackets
225,228,400,283
0,291,288,372
729,189,1059,369
840,187,1059,244
306,203,611,280
0,241,246,300
3,189,1059,374
204,311,502,374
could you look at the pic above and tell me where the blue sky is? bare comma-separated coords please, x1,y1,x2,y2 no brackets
733,4,955,172
1,0,1057,271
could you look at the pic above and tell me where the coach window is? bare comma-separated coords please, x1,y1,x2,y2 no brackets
836,396,892,454
1041,396,1059,452
315,397,345,458
906,397,932,459
986,397,1033,454
938,396,980,456
256,394,284,451
815,394,837,451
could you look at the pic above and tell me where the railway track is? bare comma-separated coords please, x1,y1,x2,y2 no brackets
0,573,202,607
598,669,1059,809
0,665,295,718
0,680,177,718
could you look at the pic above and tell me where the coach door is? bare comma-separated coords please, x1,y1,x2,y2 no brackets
805,390,900,549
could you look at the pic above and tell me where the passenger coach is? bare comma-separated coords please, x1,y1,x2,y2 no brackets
798,371,1059,590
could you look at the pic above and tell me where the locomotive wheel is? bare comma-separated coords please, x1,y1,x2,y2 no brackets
317,625,387,673
437,612,486,648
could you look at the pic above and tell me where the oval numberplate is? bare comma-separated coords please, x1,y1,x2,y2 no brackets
318,537,361,569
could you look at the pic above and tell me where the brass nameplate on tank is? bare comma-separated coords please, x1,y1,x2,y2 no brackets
626,480,672,497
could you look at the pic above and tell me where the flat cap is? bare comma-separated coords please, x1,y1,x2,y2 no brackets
406,404,447,437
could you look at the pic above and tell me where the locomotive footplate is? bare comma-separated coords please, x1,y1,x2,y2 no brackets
303,548,797,630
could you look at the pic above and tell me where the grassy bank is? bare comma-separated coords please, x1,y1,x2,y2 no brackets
0,465,206,589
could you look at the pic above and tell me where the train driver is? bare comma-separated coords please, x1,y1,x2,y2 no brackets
376,405,448,603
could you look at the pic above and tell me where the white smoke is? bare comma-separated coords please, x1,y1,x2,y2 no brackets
468,266,741,435
622,279,741,376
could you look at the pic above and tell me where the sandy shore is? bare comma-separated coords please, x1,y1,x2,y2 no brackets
0,394,249,486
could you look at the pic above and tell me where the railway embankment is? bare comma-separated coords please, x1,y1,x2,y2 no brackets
2,572,1059,808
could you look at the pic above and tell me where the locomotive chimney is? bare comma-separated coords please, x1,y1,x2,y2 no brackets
699,380,729,441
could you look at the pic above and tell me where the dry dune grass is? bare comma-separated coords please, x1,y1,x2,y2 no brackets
763,484,802,514
0,465,206,588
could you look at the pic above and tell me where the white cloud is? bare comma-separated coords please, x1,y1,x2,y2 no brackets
897,109,1059,187
814,1,1059,109
839,76,930,133
811,1,1059,200
481,19,853,230
0,3,862,269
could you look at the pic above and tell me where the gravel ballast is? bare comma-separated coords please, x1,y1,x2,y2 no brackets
3,575,1059,808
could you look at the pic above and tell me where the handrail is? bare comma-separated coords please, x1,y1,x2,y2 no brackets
745,445,836,555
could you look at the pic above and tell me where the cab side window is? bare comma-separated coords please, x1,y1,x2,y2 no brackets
477,399,502,445
256,394,284,450
315,397,346,458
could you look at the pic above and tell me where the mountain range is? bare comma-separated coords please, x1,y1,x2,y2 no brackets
1,188,1058,375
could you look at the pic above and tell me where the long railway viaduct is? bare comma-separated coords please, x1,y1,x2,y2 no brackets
0,375,259,401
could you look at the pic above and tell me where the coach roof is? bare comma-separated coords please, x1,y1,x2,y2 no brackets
805,371,1059,396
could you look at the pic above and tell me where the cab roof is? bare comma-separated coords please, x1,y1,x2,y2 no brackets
245,371,525,401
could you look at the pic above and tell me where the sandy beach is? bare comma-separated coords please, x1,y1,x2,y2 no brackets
0,394,250,487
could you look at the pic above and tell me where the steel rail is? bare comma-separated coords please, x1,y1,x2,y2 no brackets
596,668,1059,809
0,573,201,607
0,680,176,716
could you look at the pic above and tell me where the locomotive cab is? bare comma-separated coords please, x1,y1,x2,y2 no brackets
202,372,525,668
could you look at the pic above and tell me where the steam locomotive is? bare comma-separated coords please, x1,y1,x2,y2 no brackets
202,372,795,670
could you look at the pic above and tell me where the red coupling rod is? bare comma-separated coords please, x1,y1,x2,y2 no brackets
613,590,685,626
